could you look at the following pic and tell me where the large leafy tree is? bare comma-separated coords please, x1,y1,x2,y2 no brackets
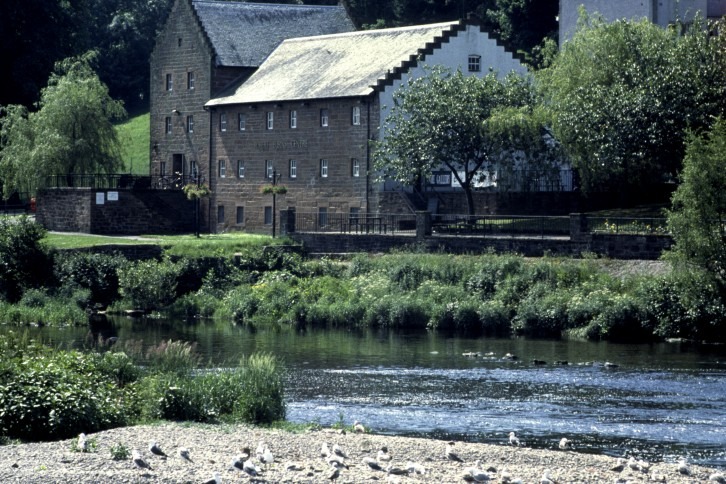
0,53,126,197
666,119,726,288
537,13,726,195
373,67,561,216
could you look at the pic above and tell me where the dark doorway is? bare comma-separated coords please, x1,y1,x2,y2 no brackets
172,154,184,176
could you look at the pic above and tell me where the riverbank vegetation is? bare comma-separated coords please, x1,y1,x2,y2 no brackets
0,331,285,442
2,216,724,343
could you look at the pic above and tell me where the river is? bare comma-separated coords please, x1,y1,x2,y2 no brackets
8,315,726,468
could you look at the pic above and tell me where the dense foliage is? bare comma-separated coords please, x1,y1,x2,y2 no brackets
667,118,726,289
537,14,726,195
0,334,285,441
0,217,52,302
0,53,126,197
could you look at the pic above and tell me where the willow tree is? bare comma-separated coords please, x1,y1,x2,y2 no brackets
373,66,560,216
0,52,126,197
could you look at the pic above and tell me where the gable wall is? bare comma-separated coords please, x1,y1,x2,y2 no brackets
150,0,213,225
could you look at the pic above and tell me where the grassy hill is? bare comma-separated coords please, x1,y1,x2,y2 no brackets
116,112,150,175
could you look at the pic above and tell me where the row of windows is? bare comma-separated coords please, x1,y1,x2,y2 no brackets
164,115,196,134
220,106,361,132
218,205,360,226
218,159,361,179
165,72,195,91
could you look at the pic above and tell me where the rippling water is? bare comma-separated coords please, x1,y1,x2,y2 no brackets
8,317,726,467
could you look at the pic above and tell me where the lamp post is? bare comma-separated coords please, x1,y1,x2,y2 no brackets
261,169,286,238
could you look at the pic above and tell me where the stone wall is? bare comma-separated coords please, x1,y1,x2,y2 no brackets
36,188,195,235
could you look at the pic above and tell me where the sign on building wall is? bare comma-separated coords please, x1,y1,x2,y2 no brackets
96,193,105,205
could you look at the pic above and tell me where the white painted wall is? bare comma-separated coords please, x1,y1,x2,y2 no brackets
559,0,710,44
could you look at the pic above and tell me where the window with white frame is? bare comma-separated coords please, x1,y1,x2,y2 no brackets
237,113,246,131
237,160,245,178
289,110,297,129
289,159,297,179
320,159,328,178
236,206,244,225
265,160,273,179
468,55,481,72
165,73,173,91
220,113,227,132
264,206,273,225
187,71,195,90
351,158,360,177
352,106,361,125
186,115,194,133
266,112,274,130
320,109,329,127
165,116,172,134
218,159,226,178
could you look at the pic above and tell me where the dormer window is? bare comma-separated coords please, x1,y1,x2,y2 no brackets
468,55,481,72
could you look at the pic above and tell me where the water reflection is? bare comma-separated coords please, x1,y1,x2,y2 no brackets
6,315,726,467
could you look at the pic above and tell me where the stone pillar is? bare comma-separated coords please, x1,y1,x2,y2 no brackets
569,213,588,242
416,211,432,239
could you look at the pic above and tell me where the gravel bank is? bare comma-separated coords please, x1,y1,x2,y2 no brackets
0,423,721,483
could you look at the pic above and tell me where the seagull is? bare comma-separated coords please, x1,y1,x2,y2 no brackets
321,442,331,458
327,465,340,481
332,443,348,459
353,420,366,433
406,461,426,475
509,432,521,446
446,441,464,462
202,472,221,484
465,461,492,482
558,437,572,450
178,447,192,463
77,433,89,452
149,441,167,458
676,458,690,475
362,457,382,471
386,464,409,475
327,454,348,469
541,468,558,484
260,445,274,465
132,449,152,470
377,446,392,462
709,472,726,483
255,441,267,460
230,455,245,471
610,457,625,472
242,458,261,477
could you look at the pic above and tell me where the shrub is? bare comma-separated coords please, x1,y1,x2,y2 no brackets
145,340,200,377
117,258,180,310
53,251,126,306
0,216,52,302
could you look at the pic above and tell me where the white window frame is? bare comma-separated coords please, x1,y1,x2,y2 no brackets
187,71,195,90
186,115,194,133
468,55,481,72
320,109,329,127
238,113,246,131
219,159,226,178
220,113,227,132
265,160,274,179
352,106,361,126
264,206,273,225
320,159,328,178
352,158,360,177
289,159,297,179
266,112,274,130
165,73,173,91
165,116,172,134
290,110,297,129
237,160,245,178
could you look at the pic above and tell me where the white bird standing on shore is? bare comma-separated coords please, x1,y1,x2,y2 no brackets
377,446,392,462
509,432,521,446
332,443,348,459
321,442,331,458
353,420,366,433
77,433,89,452
541,468,558,484
177,447,192,462
558,437,572,450
465,460,492,482
406,461,426,475
243,458,261,477
149,441,167,458
202,472,221,484
362,456,382,470
446,441,464,462
132,449,152,470
677,458,690,475
261,445,274,465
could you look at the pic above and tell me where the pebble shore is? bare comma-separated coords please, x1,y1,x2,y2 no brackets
0,423,722,483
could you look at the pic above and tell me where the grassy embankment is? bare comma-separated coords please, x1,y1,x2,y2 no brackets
115,111,150,175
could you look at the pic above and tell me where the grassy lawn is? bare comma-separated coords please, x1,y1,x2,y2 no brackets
115,112,150,175
43,231,286,255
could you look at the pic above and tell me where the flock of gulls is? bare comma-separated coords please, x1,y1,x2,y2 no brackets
73,423,726,483
461,352,621,368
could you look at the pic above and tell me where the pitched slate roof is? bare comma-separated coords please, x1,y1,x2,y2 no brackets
207,21,476,106
192,0,355,67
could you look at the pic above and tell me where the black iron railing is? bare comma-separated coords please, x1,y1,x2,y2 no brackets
293,212,417,235
432,214,571,238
